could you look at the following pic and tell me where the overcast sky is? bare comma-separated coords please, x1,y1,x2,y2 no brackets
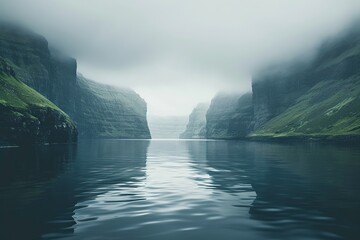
1,0,360,116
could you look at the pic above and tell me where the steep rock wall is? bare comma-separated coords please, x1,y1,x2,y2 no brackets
74,76,150,138
206,93,253,139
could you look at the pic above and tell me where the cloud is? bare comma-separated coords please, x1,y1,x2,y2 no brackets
1,0,360,115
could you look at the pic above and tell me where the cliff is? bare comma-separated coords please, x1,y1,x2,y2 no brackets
206,92,253,139
0,23,150,139
197,26,360,141
251,26,360,140
74,75,150,138
180,103,209,139
0,58,77,145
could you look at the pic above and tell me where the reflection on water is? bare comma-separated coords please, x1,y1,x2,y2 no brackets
0,144,77,239
0,140,359,240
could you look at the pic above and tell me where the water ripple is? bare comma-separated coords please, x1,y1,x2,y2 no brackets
0,140,359,240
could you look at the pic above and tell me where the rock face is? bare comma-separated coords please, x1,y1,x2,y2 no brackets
180,103,209,139
0,59,77,145
251,26,360,139
206,93,253,139
0,23,151,139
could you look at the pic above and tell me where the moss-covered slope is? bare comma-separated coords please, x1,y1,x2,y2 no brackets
0,60,77,145
251,77,360,139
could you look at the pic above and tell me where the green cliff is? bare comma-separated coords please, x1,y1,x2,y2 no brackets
251,77,360,140
0,58,77,145
251,26,360,141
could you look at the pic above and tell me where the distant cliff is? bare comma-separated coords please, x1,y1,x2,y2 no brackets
0,58,77,145
206,93,253,139
180,103,209,139
0,23,151,139
148,116,188,139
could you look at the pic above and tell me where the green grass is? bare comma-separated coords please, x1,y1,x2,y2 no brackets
251,76,360,138
0,73,58,109
0,72,73,124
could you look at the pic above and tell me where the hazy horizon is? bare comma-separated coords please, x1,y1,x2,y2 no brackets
1,0,360,116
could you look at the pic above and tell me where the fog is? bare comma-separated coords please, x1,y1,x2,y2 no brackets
1,0,360,116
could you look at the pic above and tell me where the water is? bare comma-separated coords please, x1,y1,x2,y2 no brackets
0,140,359,240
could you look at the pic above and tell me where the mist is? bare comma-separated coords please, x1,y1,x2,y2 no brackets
1,0,360,116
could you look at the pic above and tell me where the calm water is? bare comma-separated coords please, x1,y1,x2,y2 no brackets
0,140,359,240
